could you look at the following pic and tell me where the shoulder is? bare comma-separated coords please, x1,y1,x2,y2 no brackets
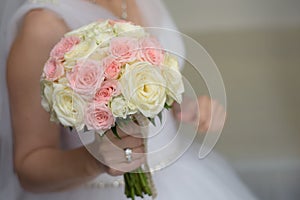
7,9,69,88
7,8,69,70
18,8,69,47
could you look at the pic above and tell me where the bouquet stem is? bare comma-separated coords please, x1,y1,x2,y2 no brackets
124,167,152,200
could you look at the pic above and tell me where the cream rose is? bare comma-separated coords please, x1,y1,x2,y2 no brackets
66,21,111,37
120,62,167,118
113,22,146,38
64,40,99,67
52,84,86,131
66,21,113,48
89,47,109,61
163,53,180,70
165,95,175,106
66,22,100,37
40,80,54,112
110,95,137,119
161,65,184,104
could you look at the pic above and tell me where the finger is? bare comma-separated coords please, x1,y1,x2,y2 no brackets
173,98,187,116
134,113,150,127
214,107,226,132
99,135,143,151
107,136,144,150
209,101,226,132
178,99,198,123
198,120,208,132
198,97,211,132
199,96,210,125
115,122,145,138
209,104,221,132
99,143,145,162
94,132,103,142
106,155,147,175
103,147,146,168
106,126,143,140
206,100,220,132
172,102,181,116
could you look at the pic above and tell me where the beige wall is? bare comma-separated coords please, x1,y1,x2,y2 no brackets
190,29,300,160
163,1,300,199
162,0,300,164
188,28,300,200
164,0,300,32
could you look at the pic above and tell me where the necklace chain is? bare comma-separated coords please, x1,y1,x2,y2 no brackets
120,0,128,20
89,0,128,20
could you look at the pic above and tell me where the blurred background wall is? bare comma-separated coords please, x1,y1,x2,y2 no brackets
163,0,300,199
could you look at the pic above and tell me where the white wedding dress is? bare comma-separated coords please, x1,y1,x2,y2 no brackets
0,0,257,199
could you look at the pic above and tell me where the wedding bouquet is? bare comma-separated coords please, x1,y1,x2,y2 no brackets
40,19,184,199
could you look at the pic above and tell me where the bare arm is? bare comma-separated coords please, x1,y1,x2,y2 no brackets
7,9,104,193
7,9,146,193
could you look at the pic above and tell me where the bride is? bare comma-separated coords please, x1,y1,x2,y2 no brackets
0,0,257,199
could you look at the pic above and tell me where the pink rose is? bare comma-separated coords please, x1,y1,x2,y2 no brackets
50,36,80,60
138,37,165,66
94,80,121,103
67,60,104,97
43,58,64,81
85,102,115,131
102,56,122,80
109,37,138,63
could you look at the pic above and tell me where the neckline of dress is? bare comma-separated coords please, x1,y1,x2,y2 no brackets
71,0,146,26
75,0,122,20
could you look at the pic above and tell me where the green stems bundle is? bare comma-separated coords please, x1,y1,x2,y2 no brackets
124,167,152,200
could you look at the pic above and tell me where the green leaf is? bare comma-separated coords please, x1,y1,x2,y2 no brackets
164,103,172,110
147,117,156,126
111,126,121,140
158,111,163,124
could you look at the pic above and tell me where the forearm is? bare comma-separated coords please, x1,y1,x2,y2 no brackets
17,146,104,193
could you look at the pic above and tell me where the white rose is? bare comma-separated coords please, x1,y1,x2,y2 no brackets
113,22,146,38
66,21,114,47
127,101,138,115
88,46,109,61
163,53,179,70
52,84,86,131
161,65,184,104
110,95,137,119
40,79,59,123
165,95,175,106
120,62,166,118
66,22,100,37
64,40,98,67
66,21,112,37
58,77,69,85
40,80,53,112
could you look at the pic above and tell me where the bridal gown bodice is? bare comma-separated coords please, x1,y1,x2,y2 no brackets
2,0,258,199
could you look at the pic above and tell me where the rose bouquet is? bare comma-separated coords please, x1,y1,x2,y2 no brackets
40,19,184,199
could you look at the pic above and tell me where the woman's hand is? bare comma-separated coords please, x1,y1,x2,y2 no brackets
173,96,226,133
88,121,146,177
